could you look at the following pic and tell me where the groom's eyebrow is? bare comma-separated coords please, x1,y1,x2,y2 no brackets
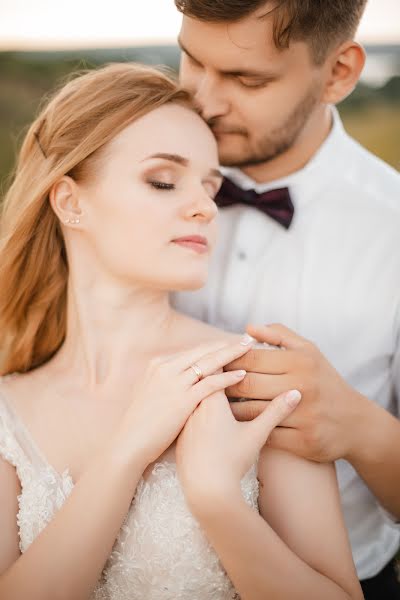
142,153,223,179
178,37,278,79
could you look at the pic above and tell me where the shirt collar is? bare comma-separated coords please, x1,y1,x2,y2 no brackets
221,107,349,198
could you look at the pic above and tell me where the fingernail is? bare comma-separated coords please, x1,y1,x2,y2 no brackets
235,370,247,377
240,334,255,346
285,390,302,408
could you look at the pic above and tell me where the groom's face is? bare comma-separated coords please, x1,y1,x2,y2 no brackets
178,11,326,168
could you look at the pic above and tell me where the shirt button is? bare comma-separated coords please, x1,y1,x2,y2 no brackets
238,251,247,260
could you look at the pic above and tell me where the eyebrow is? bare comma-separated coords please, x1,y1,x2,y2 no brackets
178,37,278,79
142,153,223,179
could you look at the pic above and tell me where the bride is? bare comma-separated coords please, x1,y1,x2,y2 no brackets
0,63,362,600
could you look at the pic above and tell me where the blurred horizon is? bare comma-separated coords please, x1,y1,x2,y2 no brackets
2,38,399,53
2,42,399,88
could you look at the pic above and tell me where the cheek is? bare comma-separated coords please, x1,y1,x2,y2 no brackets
236,74,311,121
85,184,150,255
91,184,178,258
241,89,286,121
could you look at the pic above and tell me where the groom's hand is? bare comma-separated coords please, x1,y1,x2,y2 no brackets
225,323,365,463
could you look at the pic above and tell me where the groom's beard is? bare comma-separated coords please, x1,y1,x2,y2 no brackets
210,84,320,168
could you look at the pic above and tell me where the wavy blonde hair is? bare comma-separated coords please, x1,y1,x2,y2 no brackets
0,62,192,376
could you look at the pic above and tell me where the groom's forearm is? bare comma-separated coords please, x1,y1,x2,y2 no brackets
346,396,400,520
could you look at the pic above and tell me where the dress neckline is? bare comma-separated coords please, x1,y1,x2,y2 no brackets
0,377,74,485
0,375,175,487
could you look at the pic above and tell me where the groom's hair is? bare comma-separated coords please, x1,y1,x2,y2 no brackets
175,0,368,64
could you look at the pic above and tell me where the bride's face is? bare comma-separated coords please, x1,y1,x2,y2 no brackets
64,103,221,291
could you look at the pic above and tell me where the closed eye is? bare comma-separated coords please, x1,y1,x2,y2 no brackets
237,77,272,89
149,181,175,190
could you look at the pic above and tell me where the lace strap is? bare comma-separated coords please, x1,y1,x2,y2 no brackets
0,383,44,482
0,393,28,470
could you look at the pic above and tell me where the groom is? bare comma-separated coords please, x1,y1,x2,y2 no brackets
171,1,400,598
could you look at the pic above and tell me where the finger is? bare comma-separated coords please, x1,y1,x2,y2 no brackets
226,348,295,375
249,390,302,447
182,337,254,384
226,372,296,400
168,340,230,370
191,370,247,404
229,400,269,421
246,323,308,351
229,398,297,427
266,425,307,457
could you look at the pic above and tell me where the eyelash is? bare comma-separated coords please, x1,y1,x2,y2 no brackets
149,181,175,191
238,80,268,89
149,178,219,199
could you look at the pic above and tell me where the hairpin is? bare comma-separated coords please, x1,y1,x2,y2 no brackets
33,131,47,159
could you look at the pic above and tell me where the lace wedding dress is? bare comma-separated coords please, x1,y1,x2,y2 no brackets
0,381,260,599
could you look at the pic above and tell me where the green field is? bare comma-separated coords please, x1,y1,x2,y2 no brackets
343,103,400,170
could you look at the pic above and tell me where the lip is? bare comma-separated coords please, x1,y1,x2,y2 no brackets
172,235,209,255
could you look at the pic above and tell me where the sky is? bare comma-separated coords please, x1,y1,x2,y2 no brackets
0,0,399,50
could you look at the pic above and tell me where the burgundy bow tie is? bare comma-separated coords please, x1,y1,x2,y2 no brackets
215,177,294,229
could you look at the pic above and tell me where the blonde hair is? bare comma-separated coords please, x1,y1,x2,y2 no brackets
0,62,192,375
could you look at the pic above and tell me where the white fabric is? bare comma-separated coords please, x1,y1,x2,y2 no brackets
0,384,259,599
173,107,400,580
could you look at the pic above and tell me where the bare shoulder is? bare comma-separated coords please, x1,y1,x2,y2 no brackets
0,368,47,426
174,312,241,347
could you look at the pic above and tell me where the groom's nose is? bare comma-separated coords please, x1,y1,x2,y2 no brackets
193,73,230,122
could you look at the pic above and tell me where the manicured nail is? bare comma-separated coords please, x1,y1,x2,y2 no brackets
240,334,255,346
285,390,302,408
235,370,247,377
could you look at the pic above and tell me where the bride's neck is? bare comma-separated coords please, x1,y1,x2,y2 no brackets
52,276,178,388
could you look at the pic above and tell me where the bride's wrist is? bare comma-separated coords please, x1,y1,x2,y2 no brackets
184,480,243,519
106,432,151,476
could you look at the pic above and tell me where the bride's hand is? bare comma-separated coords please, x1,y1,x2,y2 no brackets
112,337,253,468
175,389,302,511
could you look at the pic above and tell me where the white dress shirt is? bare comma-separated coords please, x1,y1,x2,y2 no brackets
172,108,400,579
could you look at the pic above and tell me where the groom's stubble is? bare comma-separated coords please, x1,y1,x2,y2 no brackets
207,81,322,168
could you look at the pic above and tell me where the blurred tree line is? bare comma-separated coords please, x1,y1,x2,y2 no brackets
0,47,399,194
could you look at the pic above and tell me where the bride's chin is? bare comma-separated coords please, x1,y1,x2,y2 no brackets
169,275,208,293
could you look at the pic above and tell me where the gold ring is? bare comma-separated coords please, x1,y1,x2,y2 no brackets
190,363,203,383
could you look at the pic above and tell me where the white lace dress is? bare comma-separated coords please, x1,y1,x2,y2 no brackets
0,383,260,600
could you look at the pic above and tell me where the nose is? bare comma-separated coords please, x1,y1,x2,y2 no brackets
194,73,230,123
184,185,218,223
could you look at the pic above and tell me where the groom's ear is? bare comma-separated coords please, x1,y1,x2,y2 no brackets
320,41,366,105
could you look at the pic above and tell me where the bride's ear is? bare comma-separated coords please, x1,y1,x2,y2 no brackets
50,176,83,226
